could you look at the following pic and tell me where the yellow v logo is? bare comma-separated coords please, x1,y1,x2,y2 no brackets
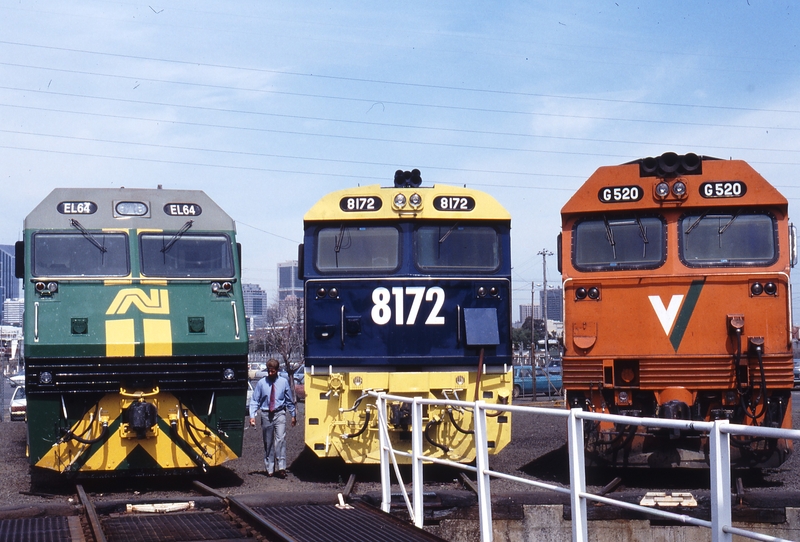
106,288,170,315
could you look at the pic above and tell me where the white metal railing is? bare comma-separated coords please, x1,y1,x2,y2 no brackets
369,391,800,542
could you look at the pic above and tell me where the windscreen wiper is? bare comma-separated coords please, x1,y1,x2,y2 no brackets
684,210,709,235
718,209,741,235
636,216,649,258
161,220,193,253
603,216,616,260
70,219,107,253
439,222,460,245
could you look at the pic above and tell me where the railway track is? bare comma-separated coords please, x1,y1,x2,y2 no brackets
0,480,447,542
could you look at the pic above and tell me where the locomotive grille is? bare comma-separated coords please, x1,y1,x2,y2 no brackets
24,356,248,393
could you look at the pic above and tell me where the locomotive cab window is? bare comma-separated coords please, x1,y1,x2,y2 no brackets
140,233,234,277
32,232,129,276
315,225,399,272
679,210,777,267
415,224,500,271
573,215,665,271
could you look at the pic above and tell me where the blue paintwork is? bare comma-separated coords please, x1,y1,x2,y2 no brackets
303,222,512,368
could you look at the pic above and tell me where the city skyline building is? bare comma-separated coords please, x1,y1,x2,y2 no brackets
242,283,268,330
2,298,22,326
539,288,563,322
0,245,20,325
278,260,303,301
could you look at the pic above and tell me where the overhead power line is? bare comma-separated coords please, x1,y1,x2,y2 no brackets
3,40,800,115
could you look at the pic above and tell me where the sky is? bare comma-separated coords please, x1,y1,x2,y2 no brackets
1,1,799,320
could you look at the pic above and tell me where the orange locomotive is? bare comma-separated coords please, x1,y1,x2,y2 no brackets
560,152,796,468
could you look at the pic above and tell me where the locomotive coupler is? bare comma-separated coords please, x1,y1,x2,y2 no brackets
122,400,158,439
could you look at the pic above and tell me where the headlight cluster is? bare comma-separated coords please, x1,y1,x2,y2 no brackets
751,281,778,296
211,281,232,295
315,286,340,299
574,286,600,300
35,281,58,295
654,180,688,200
477,286,500,298
392,192,423,211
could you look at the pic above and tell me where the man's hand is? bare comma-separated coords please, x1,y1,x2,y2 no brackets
249,417,256,427
291,416,297,427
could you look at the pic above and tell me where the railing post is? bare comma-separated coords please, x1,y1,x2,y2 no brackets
377,393,391,514
473,400,493,542
709,420,732,542
411,397,424,528
567,408,588,542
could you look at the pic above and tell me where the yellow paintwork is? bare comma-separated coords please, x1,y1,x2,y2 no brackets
143,319,173,356
35,392,237,473
105,319,136,357
304,184,511,222
304,369,513,464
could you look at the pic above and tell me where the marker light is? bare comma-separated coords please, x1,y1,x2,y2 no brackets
409,193,422,208
587,287,600,300
393,193,407,208
316,287,327,298
115,201,149,216
751,282,763,296
575,287,588,300
39,371,53,385
455,375,466,386
672,181,687,197
655,182,670,198
477,287,487,297
328,287,339,298
223,368,235,381
764,282,777,295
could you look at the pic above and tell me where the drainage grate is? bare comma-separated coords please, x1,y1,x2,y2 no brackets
0,517,75,542
253,502,447,542
102,511,246,542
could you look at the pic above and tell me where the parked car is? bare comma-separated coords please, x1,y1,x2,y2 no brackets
9,385,26,421
248,362,266,380
794,358,800,389
8,371,24,388
513,365,562,399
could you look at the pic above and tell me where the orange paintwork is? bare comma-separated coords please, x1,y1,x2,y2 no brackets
560,155,793,468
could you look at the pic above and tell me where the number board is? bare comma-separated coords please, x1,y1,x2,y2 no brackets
700,181,747,199
57,201,97,214
598,186,643,203
164,203,203,216
340,196,382,212
433,196,475,211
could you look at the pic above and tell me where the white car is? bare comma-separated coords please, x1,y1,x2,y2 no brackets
9,385,26,421
9,371,24,388
248,363,265,380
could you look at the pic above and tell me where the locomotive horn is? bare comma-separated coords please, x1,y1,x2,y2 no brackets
394,169,423,187
641,157,658,175
658,152,680,174
681,153,701,173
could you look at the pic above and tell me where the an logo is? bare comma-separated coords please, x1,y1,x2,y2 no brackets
648,280,705,352
106,288,170,315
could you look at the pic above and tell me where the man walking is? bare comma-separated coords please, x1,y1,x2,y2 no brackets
249,359,297,478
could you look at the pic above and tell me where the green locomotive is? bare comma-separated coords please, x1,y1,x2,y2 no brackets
15,188,248,477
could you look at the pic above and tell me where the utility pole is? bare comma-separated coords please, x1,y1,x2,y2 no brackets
538,248,553,365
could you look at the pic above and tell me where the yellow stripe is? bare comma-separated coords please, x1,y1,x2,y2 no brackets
144,319,172,356
104,279,133,285
141,280,167,285
106,319,135,357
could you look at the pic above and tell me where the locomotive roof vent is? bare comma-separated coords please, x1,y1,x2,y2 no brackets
633,152,714,178
394,169,422,187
